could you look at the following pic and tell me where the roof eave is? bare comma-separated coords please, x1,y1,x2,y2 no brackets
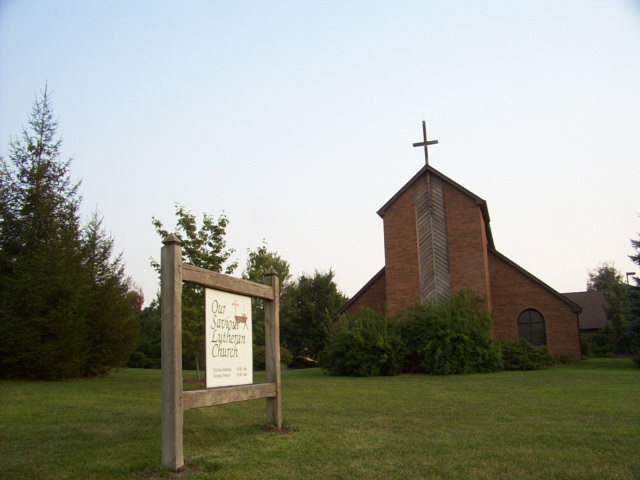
334,267,385,317
489,248,583,314
377,164,495,250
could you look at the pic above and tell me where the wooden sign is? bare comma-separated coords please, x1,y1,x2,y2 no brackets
205,289,253,388
160,234,282,472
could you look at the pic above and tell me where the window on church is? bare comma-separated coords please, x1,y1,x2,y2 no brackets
518,309,546,346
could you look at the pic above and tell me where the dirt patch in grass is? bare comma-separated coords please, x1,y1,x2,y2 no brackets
262,424,293,435
140,458,202,479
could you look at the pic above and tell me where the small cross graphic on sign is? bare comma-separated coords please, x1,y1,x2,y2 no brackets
413,120,438,165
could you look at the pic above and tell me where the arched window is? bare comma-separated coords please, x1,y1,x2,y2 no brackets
518,309,546,346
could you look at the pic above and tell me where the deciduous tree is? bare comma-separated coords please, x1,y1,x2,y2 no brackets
281,270,347,358
152,205,237,378
587,262,630,353
242,244,291,346
128,297,162,369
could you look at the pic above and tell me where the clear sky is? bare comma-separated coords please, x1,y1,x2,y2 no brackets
1,1,639,306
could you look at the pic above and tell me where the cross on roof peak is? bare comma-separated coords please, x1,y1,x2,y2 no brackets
412,120,438,165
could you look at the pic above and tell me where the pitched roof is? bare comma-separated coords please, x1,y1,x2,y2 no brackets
341,164,581,318
563,291,608,330
376,164,495,249
334,267,385,317
489,248,582,314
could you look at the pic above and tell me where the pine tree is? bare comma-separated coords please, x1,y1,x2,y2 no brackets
628,227,640,360
0,87,87,379
0,88,143,379
81,211,141,376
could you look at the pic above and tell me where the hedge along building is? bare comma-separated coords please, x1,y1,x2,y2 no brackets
338,123,582,358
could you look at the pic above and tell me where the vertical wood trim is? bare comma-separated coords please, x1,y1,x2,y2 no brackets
264,268,282,428
161,234,184,471
416,173,452,303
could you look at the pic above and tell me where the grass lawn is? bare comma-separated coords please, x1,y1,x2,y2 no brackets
0,359,638,480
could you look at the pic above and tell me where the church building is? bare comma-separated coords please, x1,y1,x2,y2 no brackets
338,123,582,358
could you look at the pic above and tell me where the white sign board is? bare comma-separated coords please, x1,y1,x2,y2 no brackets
205,289,253,388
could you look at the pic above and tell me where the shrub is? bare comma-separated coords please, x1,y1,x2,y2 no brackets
580,333,614,358
496,338,554,371
554,354,579,366
400,291,502,375
280,346,294,368
321,308,404,377
253,345,293,371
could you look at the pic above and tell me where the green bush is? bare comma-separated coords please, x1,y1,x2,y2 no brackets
580,333,614,358
321,308,404,377
253,345,293,371
495,338,554,371
400,291,502,375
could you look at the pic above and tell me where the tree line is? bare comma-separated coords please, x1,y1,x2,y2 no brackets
129,203,347,376
6,88,636,381
0,88,347,379
583,255,640,360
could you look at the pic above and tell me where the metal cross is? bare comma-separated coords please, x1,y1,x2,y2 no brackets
413,120,438,165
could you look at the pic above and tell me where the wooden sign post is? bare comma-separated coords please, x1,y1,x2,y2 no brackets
160,234,282,471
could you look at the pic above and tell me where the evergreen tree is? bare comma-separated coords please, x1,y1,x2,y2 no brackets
630,224,640,273
0,87,87,379
628,227,640,360
81,211,141,376
627,286,640,355
0,88,140,379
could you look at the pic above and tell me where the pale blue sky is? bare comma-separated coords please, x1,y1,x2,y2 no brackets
1,1,639,305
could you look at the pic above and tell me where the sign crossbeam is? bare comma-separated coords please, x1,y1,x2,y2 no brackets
183,383,276,410
182,263,275,300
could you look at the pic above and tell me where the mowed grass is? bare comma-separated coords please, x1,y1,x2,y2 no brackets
1,359,638,480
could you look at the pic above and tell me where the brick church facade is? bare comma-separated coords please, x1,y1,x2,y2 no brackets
339,136,582,358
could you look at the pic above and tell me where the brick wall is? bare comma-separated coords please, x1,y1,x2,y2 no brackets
442,183,492,309
343,270,387,317
488,251,581,358
382,183,421,317
353,168,581,359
